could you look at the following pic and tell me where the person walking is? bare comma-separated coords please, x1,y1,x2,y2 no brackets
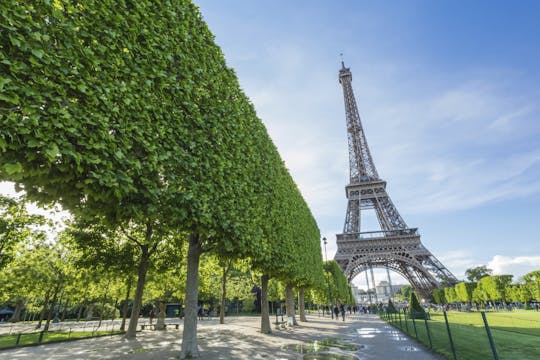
340,304,346,321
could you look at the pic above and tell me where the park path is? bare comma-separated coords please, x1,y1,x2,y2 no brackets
1,314,443,359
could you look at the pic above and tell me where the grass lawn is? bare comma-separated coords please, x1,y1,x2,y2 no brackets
384,310,540,360
0,330,124,349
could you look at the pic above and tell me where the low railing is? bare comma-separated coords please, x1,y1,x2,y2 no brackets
337,228,418,241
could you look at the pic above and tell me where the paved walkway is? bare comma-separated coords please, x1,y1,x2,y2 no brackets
1,314,443,359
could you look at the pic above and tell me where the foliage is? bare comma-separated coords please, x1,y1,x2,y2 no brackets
443,286,458,304
465,265,493,282
387,299,397,313
394,285,412,301
318,261,351,304
522,270,540,301
0,194,47,269
454,282,475,303
408,291,426,319
432,288,446,305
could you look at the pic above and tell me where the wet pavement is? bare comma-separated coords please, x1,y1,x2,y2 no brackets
0,314,443,359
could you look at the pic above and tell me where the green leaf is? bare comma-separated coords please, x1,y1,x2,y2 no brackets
3,163,23,175
0,77,11,90
44,143,59,160
31,49,45,59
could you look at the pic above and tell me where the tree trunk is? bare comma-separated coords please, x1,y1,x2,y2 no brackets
120,278,132,331
44,283,61,331
125,244,151,339
298,288,307,322
112,298,118,321
219,262,230,324
36,290,51,329
285,284,297,326
98,280,111,328
260,274,271,334
180,232,203,359
10,299,24,323
77,287,89,322
155,301,166,330
60,300,69,322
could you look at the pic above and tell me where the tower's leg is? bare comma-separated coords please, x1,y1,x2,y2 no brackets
370,266,378,303
365,270,372,305
386,267,394,301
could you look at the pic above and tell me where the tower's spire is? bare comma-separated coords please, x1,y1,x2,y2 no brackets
339,65,379,183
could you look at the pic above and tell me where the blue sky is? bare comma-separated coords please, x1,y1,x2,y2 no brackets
194,0,540,287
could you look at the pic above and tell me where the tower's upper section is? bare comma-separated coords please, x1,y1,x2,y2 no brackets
339,62,380,184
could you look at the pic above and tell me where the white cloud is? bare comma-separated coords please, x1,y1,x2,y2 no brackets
438,250,478,280
487,255,540,280
362,79,540,215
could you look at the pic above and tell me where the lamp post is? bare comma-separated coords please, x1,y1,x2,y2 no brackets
322,237,333,319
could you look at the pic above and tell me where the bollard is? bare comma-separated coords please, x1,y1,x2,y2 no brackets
443,311,457,360
481,312,499,360
424,318,433,349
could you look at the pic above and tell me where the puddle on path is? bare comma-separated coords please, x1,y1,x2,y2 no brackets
302,354,359,360
356,327,381,338
282,338,358,353
388,330,408,341
399,345,419,352
282,338,361,359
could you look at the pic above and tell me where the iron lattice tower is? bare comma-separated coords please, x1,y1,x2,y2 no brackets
334,63,457,298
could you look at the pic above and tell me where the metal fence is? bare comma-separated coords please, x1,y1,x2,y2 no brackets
0,319,124,349
381,308,540,360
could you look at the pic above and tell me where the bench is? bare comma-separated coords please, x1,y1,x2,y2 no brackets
140,323,181,330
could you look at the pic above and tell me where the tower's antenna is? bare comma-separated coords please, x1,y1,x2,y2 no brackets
340,52,345,68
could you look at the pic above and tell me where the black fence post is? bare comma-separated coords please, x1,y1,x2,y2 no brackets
424,318,433,349
15,333,22,347
38,331,45,344
412,317,418,339
404,310,410,333
398,309,403,329
443,310,457,360
481,311,499,360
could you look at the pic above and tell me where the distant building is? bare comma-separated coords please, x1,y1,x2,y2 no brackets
375,281,406,302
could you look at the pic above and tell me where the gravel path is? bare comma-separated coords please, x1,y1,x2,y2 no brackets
1,314,444,359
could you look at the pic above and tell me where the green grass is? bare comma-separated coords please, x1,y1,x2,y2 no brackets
384,310,540,360
0,330,124,349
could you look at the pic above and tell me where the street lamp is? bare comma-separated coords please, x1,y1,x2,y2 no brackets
322,237,333,319
323,237,328,262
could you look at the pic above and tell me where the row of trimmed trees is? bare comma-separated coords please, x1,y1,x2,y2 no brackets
0,215,350,330
433,272,540,307
0,0,339,358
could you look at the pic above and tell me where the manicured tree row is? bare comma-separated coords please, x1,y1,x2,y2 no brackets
321,260,351,306
1,0,235,340
1,1,322,359
434,272,540,308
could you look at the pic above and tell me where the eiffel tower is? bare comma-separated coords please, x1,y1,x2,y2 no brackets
334,62,457,299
